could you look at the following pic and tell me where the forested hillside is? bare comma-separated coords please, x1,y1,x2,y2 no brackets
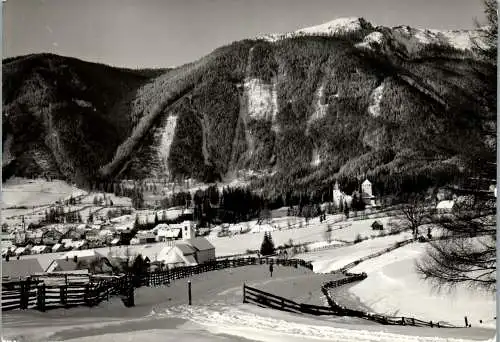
3,19,495,198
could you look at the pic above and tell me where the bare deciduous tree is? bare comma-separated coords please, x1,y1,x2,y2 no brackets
400,193,428,239
415,0,497,294
416,193,496,292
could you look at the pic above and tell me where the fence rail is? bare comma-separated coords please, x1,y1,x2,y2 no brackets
243,284,337,316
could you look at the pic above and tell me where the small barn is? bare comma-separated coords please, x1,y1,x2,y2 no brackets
371,221,384,231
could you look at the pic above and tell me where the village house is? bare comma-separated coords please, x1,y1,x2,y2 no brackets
154,223,182,242
42,229,63,246
130,231,156,245
14,245,32,256
52,243,65,253
156,237,215,267
31,245,51,254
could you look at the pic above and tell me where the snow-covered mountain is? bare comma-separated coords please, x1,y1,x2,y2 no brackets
260,17,484,52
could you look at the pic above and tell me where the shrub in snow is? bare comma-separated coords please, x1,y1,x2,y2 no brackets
354,233,363,244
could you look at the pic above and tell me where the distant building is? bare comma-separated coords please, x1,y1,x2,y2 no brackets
31,245,51,254
331,181,353,209
361,179,377,208
436,200,455,213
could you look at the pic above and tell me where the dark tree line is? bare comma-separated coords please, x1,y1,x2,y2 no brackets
43,206,83,224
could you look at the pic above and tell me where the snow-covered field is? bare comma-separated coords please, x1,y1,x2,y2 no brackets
209,216,395,257
2,178,86,208
297,232,413,273
349,243,496,329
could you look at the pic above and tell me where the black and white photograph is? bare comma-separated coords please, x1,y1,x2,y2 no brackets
1,0,497,341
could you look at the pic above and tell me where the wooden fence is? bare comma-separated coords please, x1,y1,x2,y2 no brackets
243,284,337,316
2,275,130,312
337,239,415,273
2,257,313,312
319,240,461,328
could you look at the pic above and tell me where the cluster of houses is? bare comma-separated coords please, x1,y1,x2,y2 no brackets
2,224,216,281
1,216,199,259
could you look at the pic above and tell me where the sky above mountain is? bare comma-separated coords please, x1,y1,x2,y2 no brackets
3,0,486,68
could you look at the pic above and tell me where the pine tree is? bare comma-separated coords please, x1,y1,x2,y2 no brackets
260,232,275,256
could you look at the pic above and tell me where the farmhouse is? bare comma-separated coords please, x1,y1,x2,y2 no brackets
157,237,215,267
159,243,197,267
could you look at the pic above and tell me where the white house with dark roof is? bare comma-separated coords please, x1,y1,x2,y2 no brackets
156,237,215,267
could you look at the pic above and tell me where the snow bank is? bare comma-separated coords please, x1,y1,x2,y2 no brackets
159,304,493,342
349,243,496,328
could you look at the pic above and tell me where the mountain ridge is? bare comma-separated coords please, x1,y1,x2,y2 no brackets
2,18,494,197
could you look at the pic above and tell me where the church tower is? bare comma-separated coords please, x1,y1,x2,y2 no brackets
332,181,343,208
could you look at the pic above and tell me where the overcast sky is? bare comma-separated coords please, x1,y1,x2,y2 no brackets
3,0,486,68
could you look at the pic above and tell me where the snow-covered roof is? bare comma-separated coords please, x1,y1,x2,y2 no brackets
436,200,455,210
14,247,26,255
362,179,371,185
157,228,181,238
31,245,49,253
110,215,132,223
52,243,63,252
98,229,113,237
62,249,104,260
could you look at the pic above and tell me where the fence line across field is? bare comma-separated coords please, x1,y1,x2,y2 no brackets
1,256,312,312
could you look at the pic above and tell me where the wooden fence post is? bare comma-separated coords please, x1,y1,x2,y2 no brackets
19,281,28,310
60,285,67,307
37,283,46,312
85,284,91,306
242,283,246,303
188,280,192,305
